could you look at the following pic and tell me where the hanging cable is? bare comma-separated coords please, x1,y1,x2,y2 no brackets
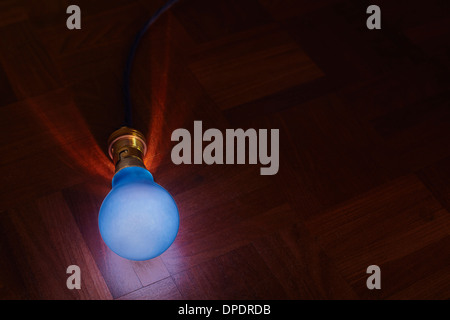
123,0,180,128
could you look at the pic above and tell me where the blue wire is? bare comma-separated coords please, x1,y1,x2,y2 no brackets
123,0,180,128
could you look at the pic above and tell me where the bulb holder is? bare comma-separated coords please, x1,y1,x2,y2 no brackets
108,127,147,173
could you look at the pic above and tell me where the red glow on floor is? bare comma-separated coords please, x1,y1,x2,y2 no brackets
143,19,174,171
27,90,114,182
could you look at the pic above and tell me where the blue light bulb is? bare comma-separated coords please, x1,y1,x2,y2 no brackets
99,167,179,261
99,127,179,261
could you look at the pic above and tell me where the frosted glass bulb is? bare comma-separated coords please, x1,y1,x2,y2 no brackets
99,166,179,261
99,127,179,261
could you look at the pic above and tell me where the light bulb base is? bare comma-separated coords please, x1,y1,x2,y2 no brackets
108,127,147,173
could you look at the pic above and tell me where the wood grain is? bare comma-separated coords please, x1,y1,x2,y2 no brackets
117,277,182,300
189,24,324,110
305,175,450,298
0,0,449,300
0,193,112,299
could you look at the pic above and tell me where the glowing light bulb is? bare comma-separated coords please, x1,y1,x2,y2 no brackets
99,127,179,261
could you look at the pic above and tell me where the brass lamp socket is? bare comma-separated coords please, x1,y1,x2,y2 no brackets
108,127,148,173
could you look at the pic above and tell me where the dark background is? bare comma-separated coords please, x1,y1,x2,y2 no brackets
0,0,449,299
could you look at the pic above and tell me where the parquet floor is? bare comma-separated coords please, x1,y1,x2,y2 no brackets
0,0,449,299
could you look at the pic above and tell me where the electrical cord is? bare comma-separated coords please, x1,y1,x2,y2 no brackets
123,0,180,128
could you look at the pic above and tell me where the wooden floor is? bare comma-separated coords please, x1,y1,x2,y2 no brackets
0,0,450,300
